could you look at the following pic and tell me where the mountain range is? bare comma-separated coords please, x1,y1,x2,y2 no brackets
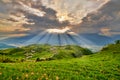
0,33,120,50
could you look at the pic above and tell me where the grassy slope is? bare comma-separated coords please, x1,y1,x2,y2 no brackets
0,45,92,62
0,44,120,80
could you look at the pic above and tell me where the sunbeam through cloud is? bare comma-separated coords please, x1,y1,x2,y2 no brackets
0,0,120,51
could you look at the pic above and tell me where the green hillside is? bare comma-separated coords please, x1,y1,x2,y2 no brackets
0,44,92,62
0,43,120,80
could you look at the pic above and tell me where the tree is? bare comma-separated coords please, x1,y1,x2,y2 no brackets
115,40,120,44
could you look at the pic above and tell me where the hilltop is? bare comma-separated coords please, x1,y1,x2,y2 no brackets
0,44,92,62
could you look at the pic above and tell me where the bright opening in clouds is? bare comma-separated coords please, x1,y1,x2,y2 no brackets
46,27,70,34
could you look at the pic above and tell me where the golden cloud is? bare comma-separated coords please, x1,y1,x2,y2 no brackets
42,0,110,24
100,28,111,36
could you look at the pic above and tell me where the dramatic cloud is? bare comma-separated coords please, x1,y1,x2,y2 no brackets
41,0,109,24
100,27,111,36
0,0,120,48
74,0,120,36
100,27,120,36
0,0,109,35
18,1,46,17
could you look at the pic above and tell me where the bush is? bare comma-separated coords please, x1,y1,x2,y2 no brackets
101,47,108,51
36,58,47,62
1,58,15,63
21,58,25,62
65,45,72,50
115,40,120,44
82,48,93,55
36,58,40,62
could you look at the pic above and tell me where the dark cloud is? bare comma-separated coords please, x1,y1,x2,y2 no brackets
0,0,119,37
73,0,120,36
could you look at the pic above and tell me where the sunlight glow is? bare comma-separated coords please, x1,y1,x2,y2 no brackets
57,13,73,23
46,27,70,33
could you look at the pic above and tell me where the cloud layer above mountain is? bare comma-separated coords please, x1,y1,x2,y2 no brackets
0,0,120,40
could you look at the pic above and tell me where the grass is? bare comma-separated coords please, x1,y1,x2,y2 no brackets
0,44,120,80
0,44,92,62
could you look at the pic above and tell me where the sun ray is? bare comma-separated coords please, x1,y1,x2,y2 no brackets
17,25,97,49
37,32,48,44
57,34,61,46
22,31,47,46
37,33,50,44
64,34,70,45
60,33,67,45
46,33,53,44
66,34,78,45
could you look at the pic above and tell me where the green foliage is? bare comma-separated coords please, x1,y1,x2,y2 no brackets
0,57,14,63
36,57,41,62
51,45,93,59
101,44,120,53
0,44,120,80
0,44,93,62
115,40,120,44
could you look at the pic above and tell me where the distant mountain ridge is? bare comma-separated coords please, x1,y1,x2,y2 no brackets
0,43,16,49
0,33,120,49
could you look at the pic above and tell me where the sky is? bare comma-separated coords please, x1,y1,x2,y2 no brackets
0,0,120,50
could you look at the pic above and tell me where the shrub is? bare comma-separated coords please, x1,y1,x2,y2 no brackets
36,58,40,62
36,58,47,62
21,58,25,62
65,45,72,50
1,58,15,63
115,40,120,44
82,48,93,55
